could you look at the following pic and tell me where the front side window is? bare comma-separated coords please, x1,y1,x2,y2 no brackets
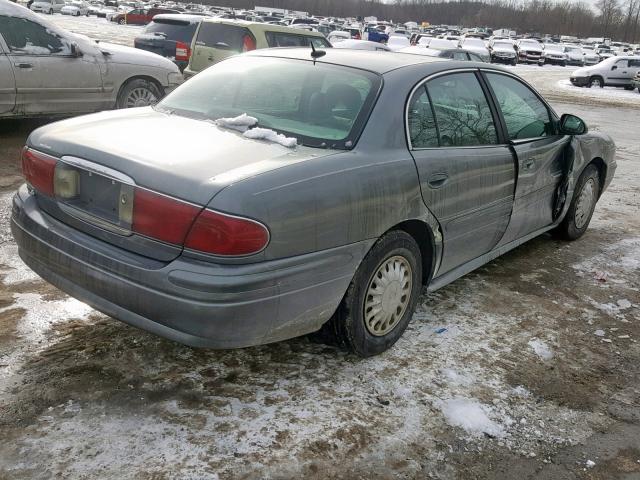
407,86,438,148
426,72,498,147
485,72,553,140
158,56,380,149
0,16,68,55
614,59,628,68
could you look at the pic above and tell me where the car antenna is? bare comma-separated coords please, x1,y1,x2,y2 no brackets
310,42,326,62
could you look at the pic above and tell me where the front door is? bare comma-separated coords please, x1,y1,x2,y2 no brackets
482,71,570,245
408,71,516,274
0,16,104,115
0,38,16,115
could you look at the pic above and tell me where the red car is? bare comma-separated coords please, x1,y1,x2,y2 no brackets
112,7,180,25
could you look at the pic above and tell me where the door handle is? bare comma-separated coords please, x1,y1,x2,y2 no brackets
427,172,449,188
14,63,33,69
523,159,535,170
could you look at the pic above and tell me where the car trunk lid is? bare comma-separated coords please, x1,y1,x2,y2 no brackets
27,107,338,260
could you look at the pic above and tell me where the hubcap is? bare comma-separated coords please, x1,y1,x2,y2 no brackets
592,78,601,87
125,87,157,108
575,178,596,229
364,255,412,337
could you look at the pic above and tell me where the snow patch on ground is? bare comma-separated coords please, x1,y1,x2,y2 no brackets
440,397,507,438
528,339,554,360
556,79,640,104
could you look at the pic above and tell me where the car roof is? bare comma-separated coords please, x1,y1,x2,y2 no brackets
200,18,326,37
152,13,204,23
246,47,451,74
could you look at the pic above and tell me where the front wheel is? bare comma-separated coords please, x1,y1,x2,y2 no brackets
48,8,52,14
116,79,162,109
588,76,604,88
118,18,126,24
555,164,600,241
329,230,423,357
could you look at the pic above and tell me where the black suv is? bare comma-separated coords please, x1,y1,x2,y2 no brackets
134,14,204,72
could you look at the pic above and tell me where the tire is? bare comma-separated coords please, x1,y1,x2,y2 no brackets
511,59,517,66
328,230,423,357
623,85,634,90
116,79,162,109
561,61,566,67
555,164,600,241
588,76,604,88
118,18,126,24
48,8,52,14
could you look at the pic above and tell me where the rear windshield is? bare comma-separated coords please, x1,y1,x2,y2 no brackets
143,19,197,43
265,31,331,48
157,56,381,149
196,23,251,51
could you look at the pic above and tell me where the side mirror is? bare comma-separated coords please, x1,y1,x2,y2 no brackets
70,42,82,57
560,113,587,135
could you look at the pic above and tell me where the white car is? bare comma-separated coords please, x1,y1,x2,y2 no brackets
489,39,517,65
327,30,350,44
30,0,65,14
541,43,568,66
61,1,90,16
569,56,640,88
332,39,390,51
459,37,490,62
0,1,183,118
387,34,410,51
563,45,587,66
581,46,601,65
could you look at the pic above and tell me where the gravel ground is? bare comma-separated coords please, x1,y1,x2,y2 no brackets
0,15,639,480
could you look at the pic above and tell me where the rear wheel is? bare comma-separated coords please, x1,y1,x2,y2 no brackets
48,8,53,14
116,79,162,109
328,230,423,357
555,164,600,241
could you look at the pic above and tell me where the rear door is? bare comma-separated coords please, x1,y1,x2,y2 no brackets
190,22,253,73
0,16,104,115
482,71,570,245
0,33,16,115
607,59,631,86
408,71,516,274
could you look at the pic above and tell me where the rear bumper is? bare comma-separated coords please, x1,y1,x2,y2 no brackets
11,186,370,348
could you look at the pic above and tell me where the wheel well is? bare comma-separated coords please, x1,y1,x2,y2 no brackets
587,157,607,198
393,220,435,285
116,76,164,105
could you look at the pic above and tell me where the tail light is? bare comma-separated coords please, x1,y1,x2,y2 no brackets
132,188,201,245
175,41,191,61
21,147,57,196
241,34,256,52
185,209,269,256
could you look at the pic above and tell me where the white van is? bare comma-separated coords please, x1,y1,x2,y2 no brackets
570,56,640,88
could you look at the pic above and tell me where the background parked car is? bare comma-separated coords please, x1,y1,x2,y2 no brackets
327,30,350,44
632,71,640,92
570,56,640,88
563,45,587,66
399,45,486,61
333,39,390,51
0,1,183,117
515,38,544,65
29,0,64,14
111,7,180,25
387,34,410,50
489,39,517,65
60,1,89,16
458,36,490,62
541,43,568,66
134,14,203,72
184,19,331,78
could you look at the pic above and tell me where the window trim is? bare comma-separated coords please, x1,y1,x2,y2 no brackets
405,68,505,151
478,69,560,144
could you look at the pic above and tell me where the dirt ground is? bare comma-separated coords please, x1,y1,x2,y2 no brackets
0,20,639,479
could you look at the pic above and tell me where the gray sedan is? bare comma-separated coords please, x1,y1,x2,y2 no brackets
11,49,616,356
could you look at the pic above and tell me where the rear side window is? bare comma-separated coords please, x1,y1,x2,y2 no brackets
485,73,552,140
426,72,498,147
143,19,197,43
0,16,67,55
265,32,330,48
196,23,251,51
407,87,438,148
